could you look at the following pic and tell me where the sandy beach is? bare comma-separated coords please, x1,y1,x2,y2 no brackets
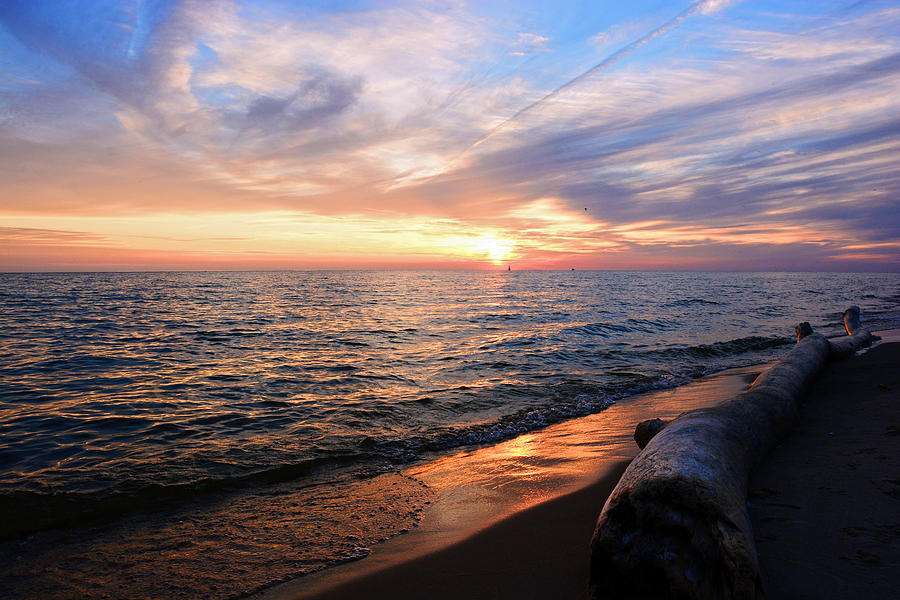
258,338,899,600
748,339,900,598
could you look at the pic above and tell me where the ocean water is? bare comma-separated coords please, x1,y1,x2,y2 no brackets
1,270,898,598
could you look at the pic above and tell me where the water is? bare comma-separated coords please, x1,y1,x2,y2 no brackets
1,270,898,598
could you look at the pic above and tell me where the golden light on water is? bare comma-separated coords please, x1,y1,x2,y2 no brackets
406,364,756,519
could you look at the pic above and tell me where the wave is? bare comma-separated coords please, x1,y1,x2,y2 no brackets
639,335,790,360
0,373,673,542
0,453,367,541
560,317,675,337
663,298,722,307
356,376,681,466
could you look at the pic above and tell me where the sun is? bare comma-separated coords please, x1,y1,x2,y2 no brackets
472,235,515,265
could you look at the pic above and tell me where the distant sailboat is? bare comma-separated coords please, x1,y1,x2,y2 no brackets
508,265,511,271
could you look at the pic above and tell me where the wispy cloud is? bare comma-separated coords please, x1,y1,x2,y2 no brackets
0,227,110,245
507,32,551,56
1,1,898,270
440,0,733,165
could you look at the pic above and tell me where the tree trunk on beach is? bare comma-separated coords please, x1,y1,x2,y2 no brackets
589,307,875,599
828,306,876,358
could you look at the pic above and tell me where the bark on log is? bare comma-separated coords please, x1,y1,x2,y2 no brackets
590,323,836,599
630,322,817,452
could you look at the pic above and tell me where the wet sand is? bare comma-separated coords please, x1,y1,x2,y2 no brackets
260,337,899,600
748,339,900,598
284,462,629,600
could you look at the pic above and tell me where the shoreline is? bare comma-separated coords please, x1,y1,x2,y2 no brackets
264,462,632,600
253,361,768,599
257,331,899,600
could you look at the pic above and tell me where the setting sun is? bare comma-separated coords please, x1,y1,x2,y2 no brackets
472,235,516,265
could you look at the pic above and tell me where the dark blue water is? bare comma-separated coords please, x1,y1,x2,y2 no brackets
1,271,898,598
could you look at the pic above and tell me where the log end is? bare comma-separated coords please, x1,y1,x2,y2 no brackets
590,479,764,600
843,305,862,335
795,321,813,341
831,307,874,358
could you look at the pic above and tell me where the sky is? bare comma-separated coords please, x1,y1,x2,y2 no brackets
1,0,899,271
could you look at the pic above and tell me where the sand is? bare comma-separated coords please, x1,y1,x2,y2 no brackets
748,340,900,598
262,340,899,600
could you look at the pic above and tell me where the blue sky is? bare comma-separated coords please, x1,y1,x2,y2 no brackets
1,0,899,270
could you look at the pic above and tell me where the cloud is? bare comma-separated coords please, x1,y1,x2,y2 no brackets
1,1,899,270
507,32,551,56
441,0,727,164
0,227,110,245
698,0,737,16
233,70,364,148
590,20,652,53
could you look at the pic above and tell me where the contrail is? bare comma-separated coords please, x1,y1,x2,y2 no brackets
443,0,723,168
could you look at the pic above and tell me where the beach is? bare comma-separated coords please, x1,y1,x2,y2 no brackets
749,337,900,598
258,336,900,600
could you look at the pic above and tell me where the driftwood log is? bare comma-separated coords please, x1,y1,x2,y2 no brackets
828,305,877,358
590,307,876,599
